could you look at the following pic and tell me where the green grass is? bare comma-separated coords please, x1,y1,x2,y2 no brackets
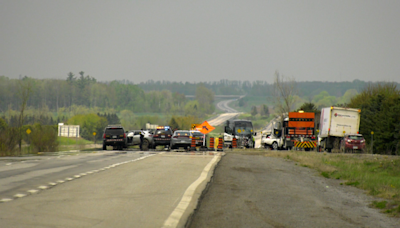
230,96,274,113
57,137,93,145
266,151,400,216
372,201,387,209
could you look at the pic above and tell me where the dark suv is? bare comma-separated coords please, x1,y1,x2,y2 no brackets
102,126,127,150
153,126,173,149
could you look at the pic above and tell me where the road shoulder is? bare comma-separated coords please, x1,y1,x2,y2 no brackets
188,152,400,228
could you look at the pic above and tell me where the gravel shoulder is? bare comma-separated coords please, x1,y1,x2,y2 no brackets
188,152,400,228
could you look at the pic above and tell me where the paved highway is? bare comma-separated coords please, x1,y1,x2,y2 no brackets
215,99,238,113
211,97,269,148
0,151,222,228
207,98,242,126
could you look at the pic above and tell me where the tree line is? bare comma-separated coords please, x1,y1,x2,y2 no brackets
0,74,187,115
137,79,398,98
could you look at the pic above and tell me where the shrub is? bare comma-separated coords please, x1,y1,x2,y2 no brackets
0,127,19,156
30,123,59,152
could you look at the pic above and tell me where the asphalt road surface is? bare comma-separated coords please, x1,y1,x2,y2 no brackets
0,151,222,228
215,99,239,113
188,152,400,228
0,150,144,200
208,99,241,127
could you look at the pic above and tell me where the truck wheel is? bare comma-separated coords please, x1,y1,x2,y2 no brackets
103,144,106,150
272,142,278,150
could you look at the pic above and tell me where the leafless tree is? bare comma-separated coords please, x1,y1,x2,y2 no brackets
272,71,298,115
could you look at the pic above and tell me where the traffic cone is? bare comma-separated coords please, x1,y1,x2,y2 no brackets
209,137,215,151
232,137,237,149
217,137,223,151
190,137,197,151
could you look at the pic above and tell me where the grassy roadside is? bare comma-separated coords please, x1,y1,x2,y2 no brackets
265,151,400,216
57,137,97,152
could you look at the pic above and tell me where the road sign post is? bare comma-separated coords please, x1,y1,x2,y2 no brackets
195,121,215,149
93,132,97,145
371,131,374,153
26,129,31,154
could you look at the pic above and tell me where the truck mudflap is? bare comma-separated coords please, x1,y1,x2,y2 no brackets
294,141,317,149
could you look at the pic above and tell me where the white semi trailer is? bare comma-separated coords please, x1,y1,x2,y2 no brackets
318,107,361,152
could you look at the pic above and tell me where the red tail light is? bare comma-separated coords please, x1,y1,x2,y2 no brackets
286,136,290,139
124,133,126,138
103,133,106,139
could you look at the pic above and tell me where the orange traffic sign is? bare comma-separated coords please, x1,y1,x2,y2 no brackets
196,121,215,134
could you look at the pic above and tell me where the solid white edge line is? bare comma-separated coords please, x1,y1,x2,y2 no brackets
162,154,221,228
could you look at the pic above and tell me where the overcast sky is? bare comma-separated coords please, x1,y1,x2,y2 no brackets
1,0,399,83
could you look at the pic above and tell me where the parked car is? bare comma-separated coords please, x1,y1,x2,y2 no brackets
170,130,193,150
126,130,155,150
190,130,205,147
261,133,280,149
340,134,366,153
153,126,173,149
102,125,127,150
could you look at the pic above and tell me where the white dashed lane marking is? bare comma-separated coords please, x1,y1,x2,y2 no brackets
14,193,26,198
27,189,39,194
1,153,157,203
0,198,13,203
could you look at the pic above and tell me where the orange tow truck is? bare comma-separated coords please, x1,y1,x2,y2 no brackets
266,111,317,150
285,111,316,151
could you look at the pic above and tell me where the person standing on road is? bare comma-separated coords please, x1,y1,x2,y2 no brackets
140,129,144,150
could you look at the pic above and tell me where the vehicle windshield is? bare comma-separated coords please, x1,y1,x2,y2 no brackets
155,129,170,135
349,135,363,140
234,121,253,135
175,131,190,136
191,131,203,136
